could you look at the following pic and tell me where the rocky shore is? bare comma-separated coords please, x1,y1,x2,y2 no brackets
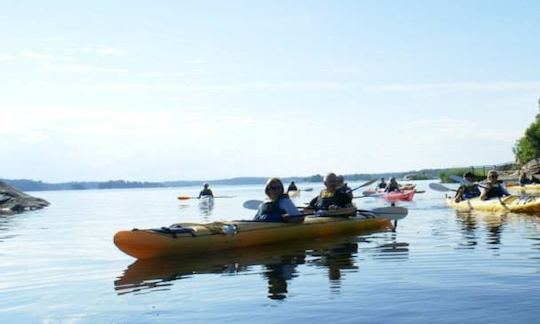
0,181,50,214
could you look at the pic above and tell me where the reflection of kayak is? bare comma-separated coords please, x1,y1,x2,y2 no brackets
445,196,540,213
113,210,392,259
198,195,214,207
384,190,415,202
114,236,360,295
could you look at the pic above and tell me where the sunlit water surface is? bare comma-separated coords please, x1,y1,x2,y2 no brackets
1,181,540,323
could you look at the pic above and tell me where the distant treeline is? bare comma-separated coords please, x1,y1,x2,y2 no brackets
1,165,511,192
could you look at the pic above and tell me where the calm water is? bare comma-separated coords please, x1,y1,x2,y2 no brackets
1,180,540,323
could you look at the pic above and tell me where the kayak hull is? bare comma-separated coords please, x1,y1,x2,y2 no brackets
114,215,392,259
446,196,540,213
507,184,540,193
384,190,415,202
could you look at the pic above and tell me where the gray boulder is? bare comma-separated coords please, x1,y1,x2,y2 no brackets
0,181,50,214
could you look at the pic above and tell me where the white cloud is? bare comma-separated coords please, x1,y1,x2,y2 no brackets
84,45,127,56
0,54,15,61
20,51,51,60
41,63,124,73
362,81,540,93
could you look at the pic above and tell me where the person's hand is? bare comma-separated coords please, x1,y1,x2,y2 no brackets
328,204,339,210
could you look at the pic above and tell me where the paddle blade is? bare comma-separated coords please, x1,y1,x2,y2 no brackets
429,183,455,192
449,175,466,184
242,199,264,210
177,195,193,200
369,206,408,221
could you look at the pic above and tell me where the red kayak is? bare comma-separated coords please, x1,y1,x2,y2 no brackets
384,190,415,202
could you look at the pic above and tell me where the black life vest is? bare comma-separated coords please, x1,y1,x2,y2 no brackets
314,190,349,210
484,183,505,199
287,183,298,191
199,188,213,197
462,184,480,199
255,194,288,222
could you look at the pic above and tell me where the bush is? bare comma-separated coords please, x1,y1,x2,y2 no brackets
515,100,540,164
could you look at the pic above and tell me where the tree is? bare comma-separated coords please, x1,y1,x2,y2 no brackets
515,98,540,164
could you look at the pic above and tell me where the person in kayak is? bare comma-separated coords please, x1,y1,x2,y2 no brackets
336,175,353,202
287,181,298,192
254,178,304,223
480,170,510,200
198,183,214,198
377,178,387,189
308,173,353,210
384,177,401,192
519,173,532,186
454,172,481,202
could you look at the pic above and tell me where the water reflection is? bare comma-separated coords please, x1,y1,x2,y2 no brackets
454,211,540,250
455,213,479,248
115,232,412,299
115,236,364,298
198,198,214,220
0,215,19,242
368,232,410,261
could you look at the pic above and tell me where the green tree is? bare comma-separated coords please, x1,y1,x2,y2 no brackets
515,98,540,164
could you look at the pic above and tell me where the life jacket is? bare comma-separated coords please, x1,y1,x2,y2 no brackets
314,189,350,210
484,183,505,199
462,184,480,199
200,188,213,196
385,183,400,192
520,177,532,185
254,194,288,222
287,184,298,191
378,182,387,189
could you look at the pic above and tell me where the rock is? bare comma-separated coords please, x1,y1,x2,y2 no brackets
0,181,50,214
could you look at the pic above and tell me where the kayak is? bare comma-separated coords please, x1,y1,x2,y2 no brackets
114,209,393,259
198,195,214,207
445,195,540,213
384,190,415,202
115,236,365,295
506,184,540,193
288,190,300,197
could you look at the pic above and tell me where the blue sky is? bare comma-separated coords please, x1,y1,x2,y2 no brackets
1,1,539,182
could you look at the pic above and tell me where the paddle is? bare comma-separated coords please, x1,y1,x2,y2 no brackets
243,199,265,210
448,175,488,189
429,183,457,192
350,179,377,192
242,199,407,221
178,195,235,200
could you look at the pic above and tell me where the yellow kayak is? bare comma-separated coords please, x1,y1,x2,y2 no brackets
114,210,392,259
446,196,540,213
506,183,540,192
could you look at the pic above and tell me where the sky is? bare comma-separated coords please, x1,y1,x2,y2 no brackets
1,0,539,182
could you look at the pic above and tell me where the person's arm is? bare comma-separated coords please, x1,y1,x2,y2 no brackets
308,196,318,208
480,184,492,200
198,191,202,198
500,184,510,196
279,198,304,223
253,204,264,221
279,198,301,216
